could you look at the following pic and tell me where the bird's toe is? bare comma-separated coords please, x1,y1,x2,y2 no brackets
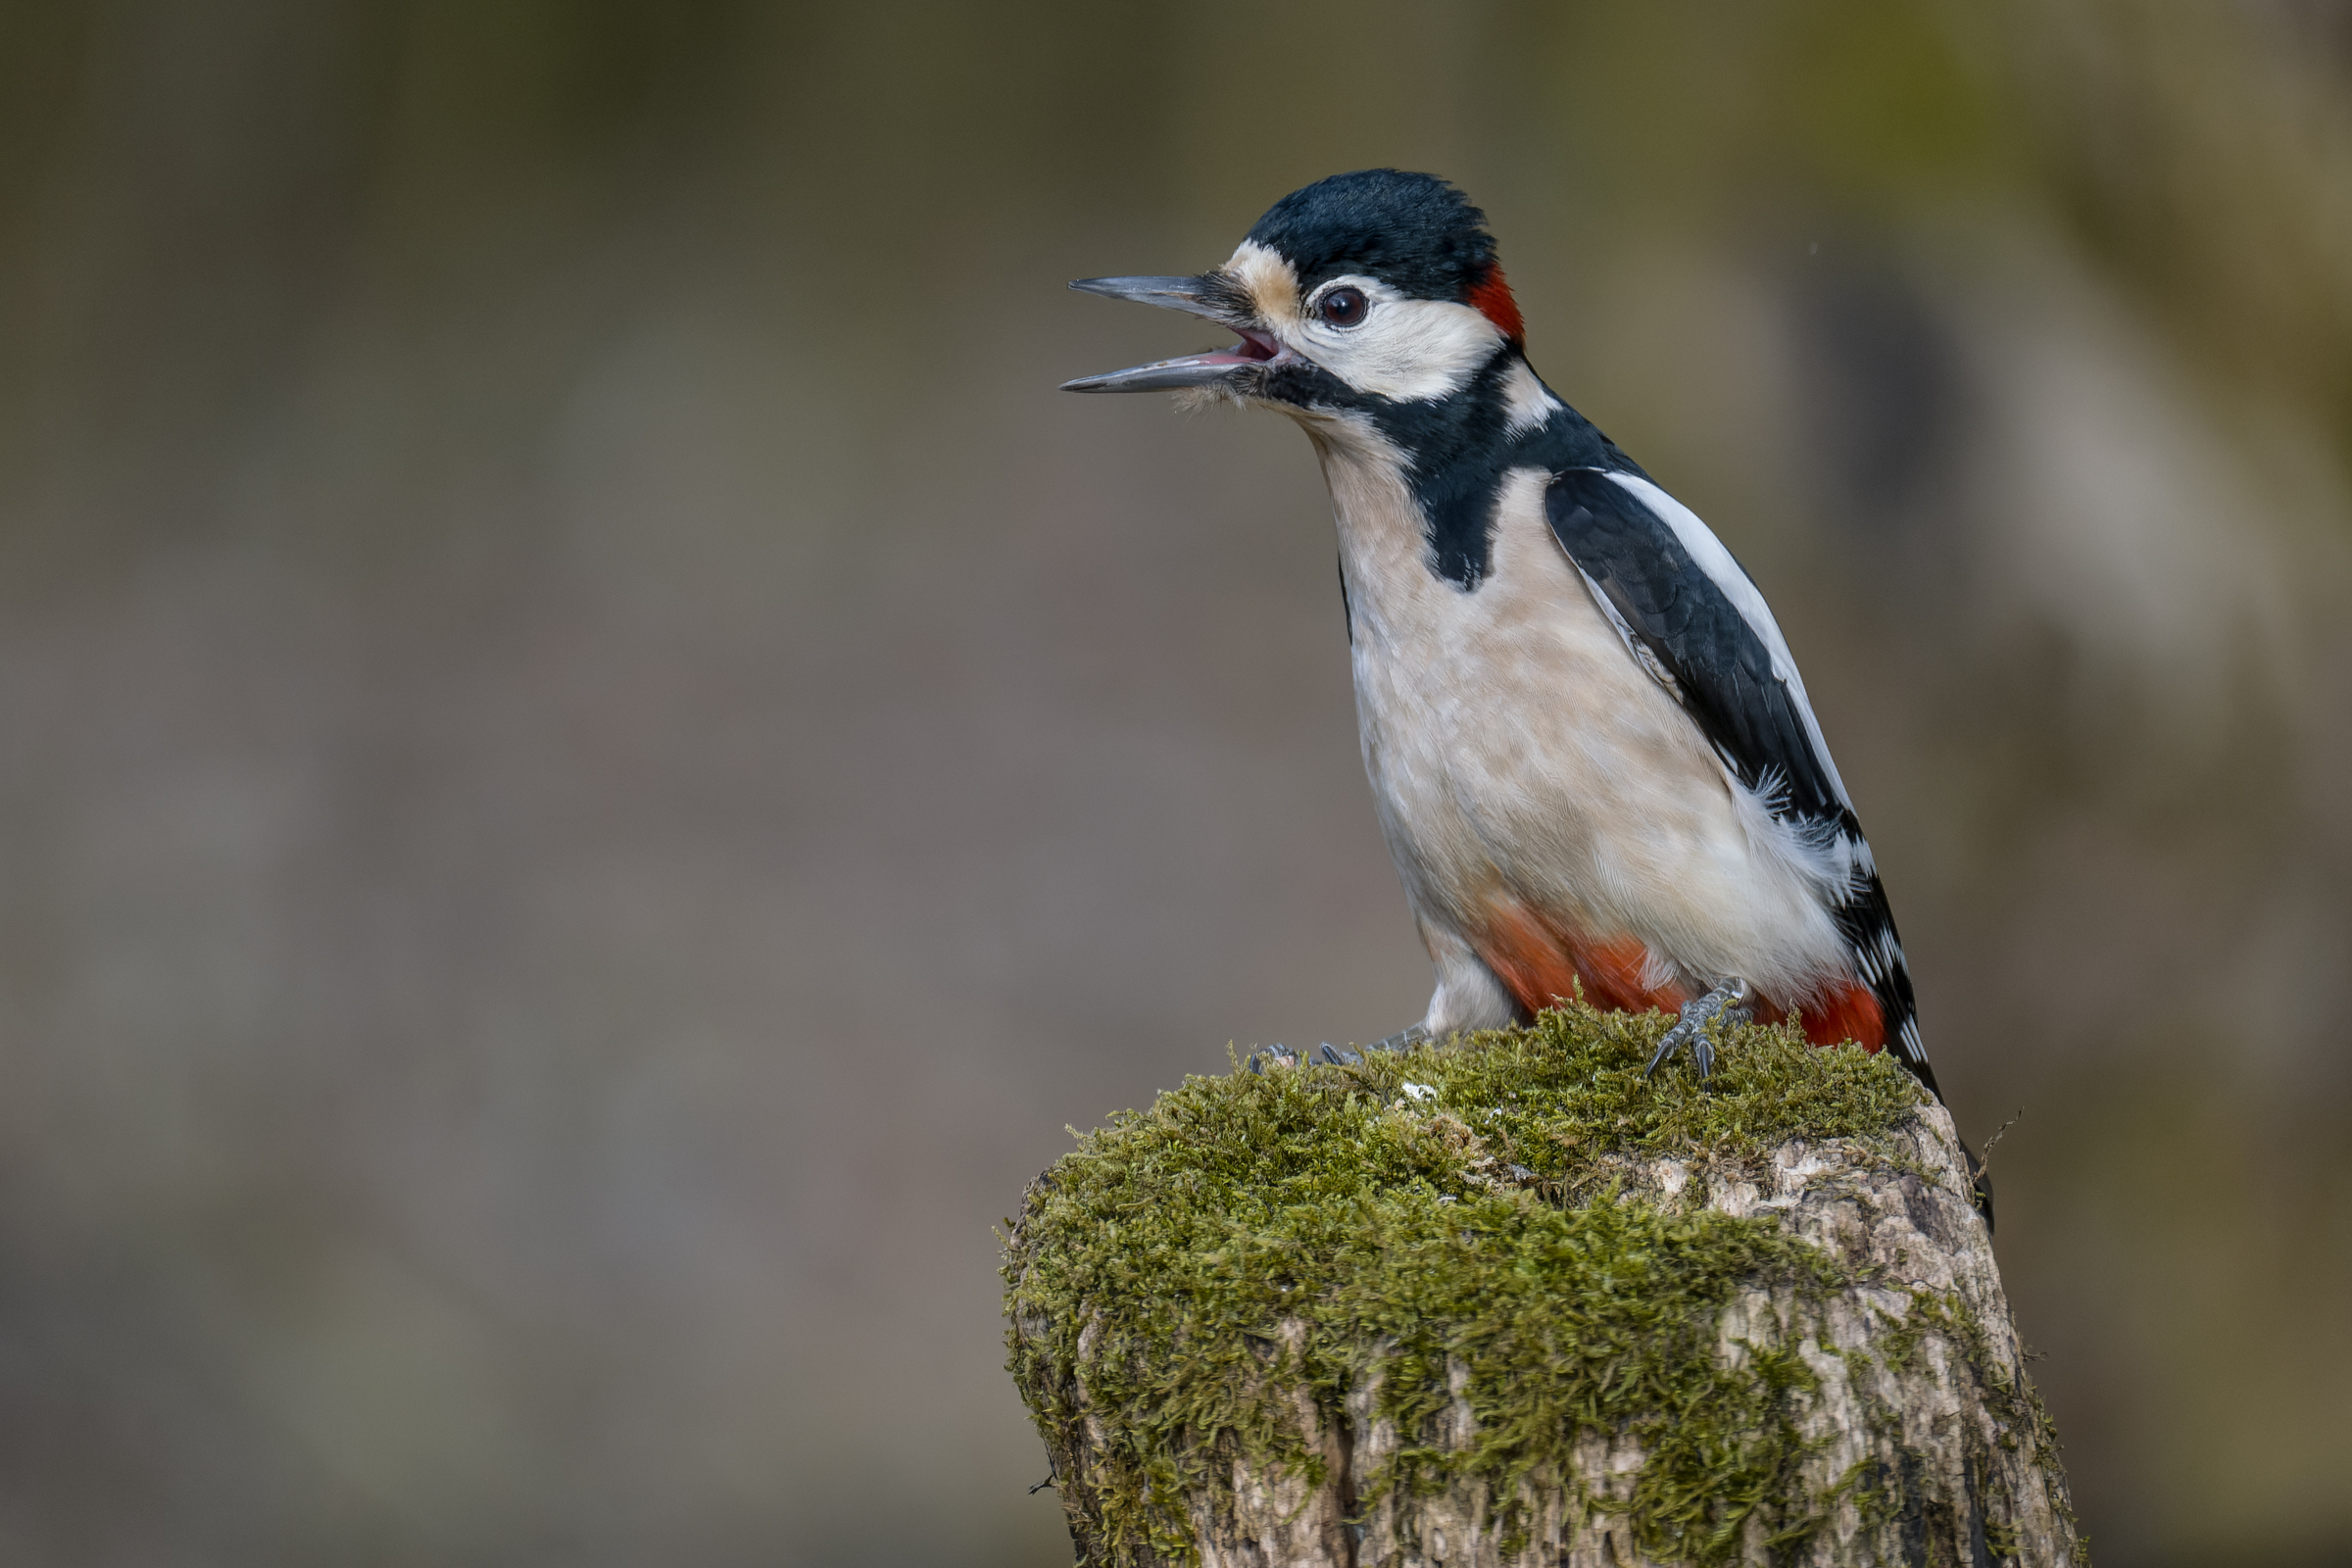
1646,980,1752,1082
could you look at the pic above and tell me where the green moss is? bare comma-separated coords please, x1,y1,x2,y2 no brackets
1003,1003,1934,1567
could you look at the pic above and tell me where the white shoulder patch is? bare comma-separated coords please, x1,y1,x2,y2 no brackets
1600,471,1855,814
1500,358,1564,435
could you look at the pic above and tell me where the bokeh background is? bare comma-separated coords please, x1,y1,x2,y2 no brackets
2,1,2349,1563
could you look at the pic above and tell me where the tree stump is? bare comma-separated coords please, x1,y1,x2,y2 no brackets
1004,1005,2081,1567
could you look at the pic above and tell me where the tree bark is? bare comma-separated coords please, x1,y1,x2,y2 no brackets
1008,1068,2080,1568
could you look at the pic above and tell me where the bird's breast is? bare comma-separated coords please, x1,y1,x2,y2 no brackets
1313,433,1846,998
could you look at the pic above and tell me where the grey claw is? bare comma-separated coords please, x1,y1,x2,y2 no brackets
1643,981,1753,1081
1643,1018,1693,1079
1266,1027,1423,1073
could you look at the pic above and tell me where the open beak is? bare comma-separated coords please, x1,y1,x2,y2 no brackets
1060,274,1289,393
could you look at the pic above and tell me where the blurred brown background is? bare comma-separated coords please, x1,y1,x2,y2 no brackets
1,1,2348,1563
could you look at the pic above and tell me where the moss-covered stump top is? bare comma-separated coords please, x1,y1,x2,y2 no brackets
1004,1004,2080,1568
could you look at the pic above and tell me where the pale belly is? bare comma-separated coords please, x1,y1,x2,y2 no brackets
1334,465,1847,1007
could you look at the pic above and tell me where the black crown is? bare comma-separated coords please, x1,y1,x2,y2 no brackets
1244,170,1499,302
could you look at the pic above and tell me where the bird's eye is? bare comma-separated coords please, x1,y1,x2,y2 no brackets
1316,286,1369,327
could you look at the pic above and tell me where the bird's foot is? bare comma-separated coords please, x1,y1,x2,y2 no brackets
1250,1024,1433,1074
1317,1023,1431,1065
1643,979,1754,1082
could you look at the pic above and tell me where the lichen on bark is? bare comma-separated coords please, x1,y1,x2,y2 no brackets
1003,1003,2082,1567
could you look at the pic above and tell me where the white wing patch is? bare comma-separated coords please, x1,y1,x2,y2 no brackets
1601,471,1855,814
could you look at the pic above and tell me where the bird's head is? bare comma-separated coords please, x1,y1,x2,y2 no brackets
1063,170,1526,416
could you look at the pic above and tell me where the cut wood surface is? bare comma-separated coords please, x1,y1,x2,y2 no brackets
1004,1007,2081,1567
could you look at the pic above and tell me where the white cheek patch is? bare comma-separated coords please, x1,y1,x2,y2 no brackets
1305,288,1504,402
1216,249,1505,404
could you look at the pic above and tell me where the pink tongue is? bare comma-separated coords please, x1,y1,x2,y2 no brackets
1170,333,1276,368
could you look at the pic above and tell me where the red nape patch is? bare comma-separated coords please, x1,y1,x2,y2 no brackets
1752,984,1887,1053
1467,265,1524,344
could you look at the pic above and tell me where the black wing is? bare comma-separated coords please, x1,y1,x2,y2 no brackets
1544,466,1933,1093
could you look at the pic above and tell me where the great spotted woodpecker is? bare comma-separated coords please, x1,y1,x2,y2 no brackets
1063,170,1948,1111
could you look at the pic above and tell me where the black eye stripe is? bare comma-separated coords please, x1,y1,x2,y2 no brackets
1316,285,1369,327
